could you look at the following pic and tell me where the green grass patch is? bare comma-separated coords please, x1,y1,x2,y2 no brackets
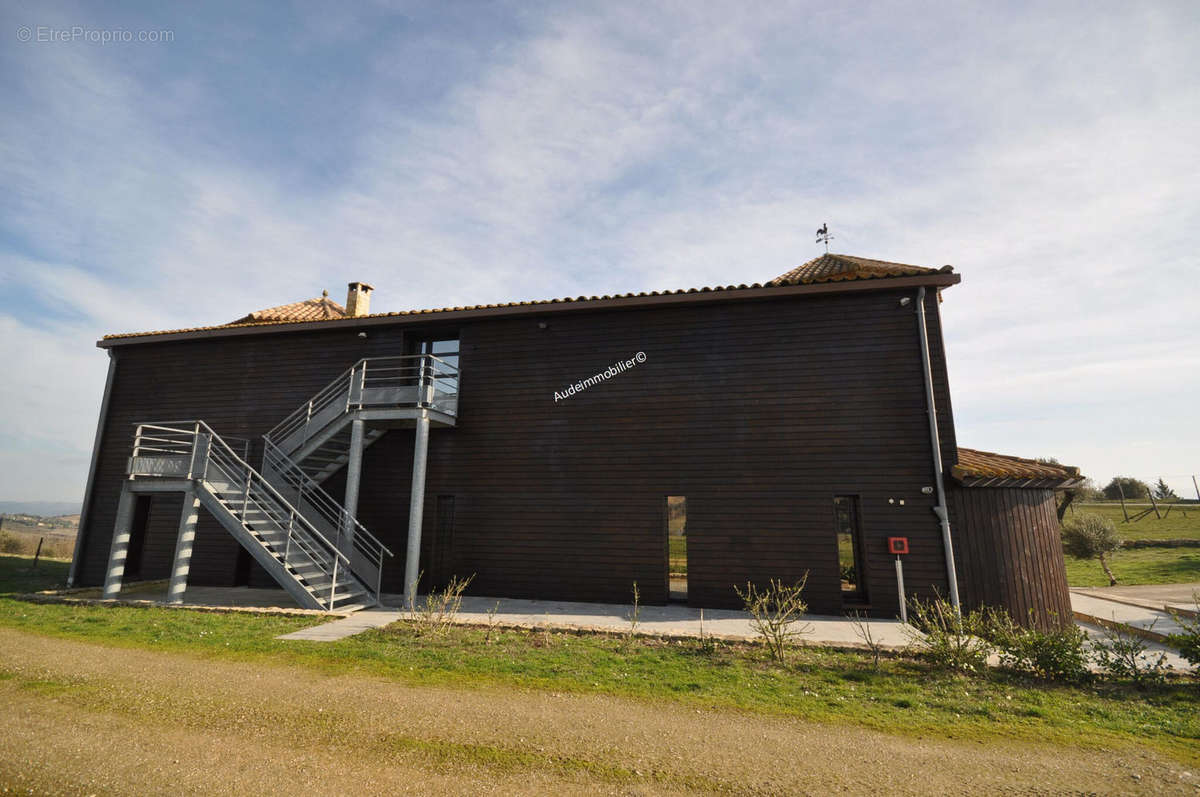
1072,503,1200,542
0,553,70,596
1,554,1197,765
1064,547,1200,587
668,535,686,575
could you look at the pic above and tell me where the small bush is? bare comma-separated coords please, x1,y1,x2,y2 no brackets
984,609,1091,683
734,574,812,663
1166,593,1200,673
1090,620,1168,687
1061,514,1122,586
906,595,990,674
848,611,884,671
414,574,474,637
0,532,24,554
624,581,641,646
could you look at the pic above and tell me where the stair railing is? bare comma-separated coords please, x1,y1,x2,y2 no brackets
262,439,393,602
264,354,459,455
130,421,356,610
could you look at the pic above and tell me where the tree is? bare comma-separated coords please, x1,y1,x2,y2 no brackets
1153,478,1178,501
1102,476,1149,501
1056,477,1102,521
1061,514,1122,586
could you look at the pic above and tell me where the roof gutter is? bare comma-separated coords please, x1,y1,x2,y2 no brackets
98,272,961,348
68,348,118,587
916,286,961,611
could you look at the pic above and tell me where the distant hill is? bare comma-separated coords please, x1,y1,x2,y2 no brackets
0,501,81,517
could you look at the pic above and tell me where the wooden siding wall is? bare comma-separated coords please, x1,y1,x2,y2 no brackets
78,287,962,614
949,486,1073,629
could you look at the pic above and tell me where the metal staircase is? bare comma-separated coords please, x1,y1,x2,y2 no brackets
263,356,459,485
110,354,459,612
126,421,379,610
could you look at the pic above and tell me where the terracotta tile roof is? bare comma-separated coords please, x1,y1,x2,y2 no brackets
100,254,957,342
770,253,948,285
953,448,1081,486
228,291,347,325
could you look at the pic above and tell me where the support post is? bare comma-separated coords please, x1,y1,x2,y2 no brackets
166,486,201,605
404,409,432,609
102,484,137,599
1148,485,1161,519
1117,482,1129,522
343,419,365,550
1193,475,1199,502
895,556,907,624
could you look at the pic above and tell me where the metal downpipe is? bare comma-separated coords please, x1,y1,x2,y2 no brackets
916,286,961,610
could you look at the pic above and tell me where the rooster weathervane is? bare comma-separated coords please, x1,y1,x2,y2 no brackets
816,223,834,253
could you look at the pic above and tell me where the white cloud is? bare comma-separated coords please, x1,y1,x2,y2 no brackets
1,1,1197,499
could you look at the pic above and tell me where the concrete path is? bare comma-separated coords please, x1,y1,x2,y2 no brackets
1072,583,1199,619
1070,591,1187,641
276,607,402,641
276,593,914,649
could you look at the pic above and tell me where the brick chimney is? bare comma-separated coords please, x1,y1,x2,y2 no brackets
346,282,374,317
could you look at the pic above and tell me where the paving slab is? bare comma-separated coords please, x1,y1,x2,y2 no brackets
276,608,404,641
1076,622,1192,672
1070,591,1186,640
275,593,913,649
1073,583,1200,615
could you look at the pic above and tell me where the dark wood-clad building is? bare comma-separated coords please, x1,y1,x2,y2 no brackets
70,255,1080,625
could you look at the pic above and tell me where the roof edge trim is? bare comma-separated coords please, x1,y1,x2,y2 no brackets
97,272,961,348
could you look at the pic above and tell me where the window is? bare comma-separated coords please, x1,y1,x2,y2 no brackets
833,496,867,604
666,496,687,601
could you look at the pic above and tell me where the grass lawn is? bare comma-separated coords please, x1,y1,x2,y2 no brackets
668,534,686,574
1064,548,1200,587
1071,502,1200,541
1,554,1198,765
1064,503,1200,586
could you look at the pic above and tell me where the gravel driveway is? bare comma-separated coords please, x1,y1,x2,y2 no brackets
0,628,1194,795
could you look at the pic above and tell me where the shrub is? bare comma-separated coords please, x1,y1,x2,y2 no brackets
1061,514,1122,586
0,531,24,554
848,611,884,671
734,574,812,663
1090,620,1168,687
625,581,641,645
1166,593,1200,673
905,595,990,674
984,609,1091,683
414,573,474,636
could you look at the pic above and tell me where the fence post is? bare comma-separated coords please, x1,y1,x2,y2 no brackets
1117,482,1129,522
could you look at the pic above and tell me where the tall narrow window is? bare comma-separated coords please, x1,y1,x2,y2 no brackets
413,337,460,411
833,496,868,605
666,496,687,601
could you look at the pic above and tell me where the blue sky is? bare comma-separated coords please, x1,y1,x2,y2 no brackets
1,1,1198,503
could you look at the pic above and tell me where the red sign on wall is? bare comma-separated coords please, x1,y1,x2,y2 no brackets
888,537,909,555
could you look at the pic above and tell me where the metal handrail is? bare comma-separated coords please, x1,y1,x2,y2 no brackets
265,354,459,450
262,439,393,601
130,421,357,609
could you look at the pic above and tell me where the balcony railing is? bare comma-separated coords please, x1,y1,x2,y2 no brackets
265,354,459,455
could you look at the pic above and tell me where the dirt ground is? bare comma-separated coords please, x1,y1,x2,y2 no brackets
0,628,1196,795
